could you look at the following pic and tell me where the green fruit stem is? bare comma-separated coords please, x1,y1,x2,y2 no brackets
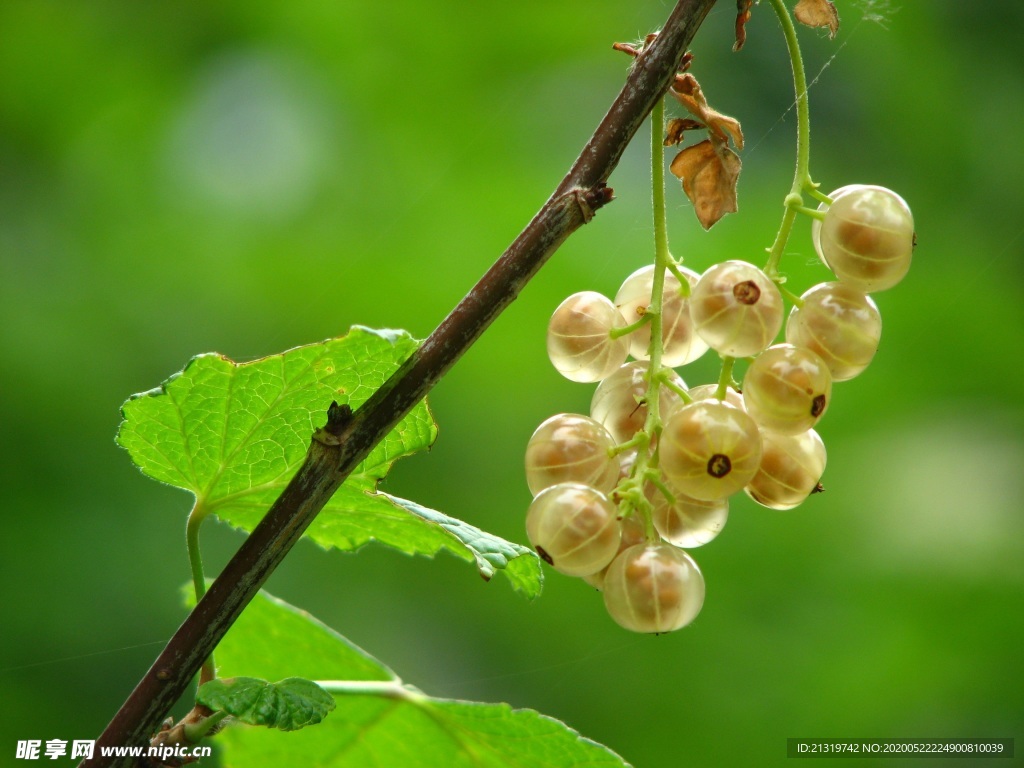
186,503,216,687
776,282,805,307
807,186,833,206
714,355,736,401
647,95,671,396
665,260,692,297
764,0,817,279
609,312,651,339
659,372,691,403
616,95,674,543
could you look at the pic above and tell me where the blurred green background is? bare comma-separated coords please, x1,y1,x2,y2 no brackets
2,1,1021,766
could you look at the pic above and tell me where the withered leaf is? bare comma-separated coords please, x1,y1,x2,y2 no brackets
664,118,704,147
670,73,744,150
794,0,839,38
669,138,742,230
734,0,755,51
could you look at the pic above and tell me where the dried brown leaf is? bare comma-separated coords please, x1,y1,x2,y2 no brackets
794,0,839,38
734,0,755,51
670,73,744,150
669,138,741,230
664,118,704,147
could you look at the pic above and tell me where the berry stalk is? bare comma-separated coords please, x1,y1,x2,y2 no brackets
714,355,736,401
615,95,675,542
645,94,671,424
764,0,815,278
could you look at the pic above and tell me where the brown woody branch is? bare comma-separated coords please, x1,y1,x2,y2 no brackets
82,1,719,765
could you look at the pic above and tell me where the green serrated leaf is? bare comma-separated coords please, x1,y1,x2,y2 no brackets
381,494,542,596
218,694,633,767
118,326,433,510
197,677,335,732
212,590,630,768
119,326,540,595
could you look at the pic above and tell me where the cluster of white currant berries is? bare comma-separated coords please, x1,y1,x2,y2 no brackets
524,184,914,633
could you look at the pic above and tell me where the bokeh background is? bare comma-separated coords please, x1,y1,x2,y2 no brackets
2,1,1021,766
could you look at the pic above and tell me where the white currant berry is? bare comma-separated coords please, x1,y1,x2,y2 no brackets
546,291,630,382
686,383,745,410
525,483,621,577
616,448,638,481
590,361,685,443
660,399,763,501
689,261,784,357
785,281,882,381
810,183,859,257
614,264,708,366
742,343,832,435
817,185,915,292
525,414,619,496
647,483,728,548
603,543,705,633
583,514,648,590
745,429,827,510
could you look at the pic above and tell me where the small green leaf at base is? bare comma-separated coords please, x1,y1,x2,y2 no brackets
209,589,631,768
197,677,335,732
218,693,632,768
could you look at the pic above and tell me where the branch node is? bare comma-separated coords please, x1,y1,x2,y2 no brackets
314,401,353,446
573,185,614,223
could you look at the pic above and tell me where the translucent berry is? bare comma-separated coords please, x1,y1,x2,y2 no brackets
525,414,619,496
811,184,858,257
689,261,784,357
742,344,832,435
745,429,827,510
616,449,638,481
660,399,763,501
590,361,685,443
614,265,708,366
647,483,728,548
786,281,882,381
547,291,630,382
686,383,745,411
583,514,647,590
603,543,705,633
525,483,621,577
817,185,915,292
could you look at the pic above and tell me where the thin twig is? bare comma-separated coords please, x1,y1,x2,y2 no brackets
82,2,718,764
